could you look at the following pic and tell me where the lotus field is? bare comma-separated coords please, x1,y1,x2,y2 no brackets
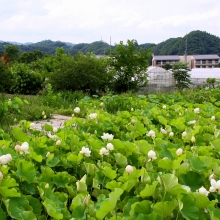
2,91,220,219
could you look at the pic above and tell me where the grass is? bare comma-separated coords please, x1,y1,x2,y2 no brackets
0,91,86,133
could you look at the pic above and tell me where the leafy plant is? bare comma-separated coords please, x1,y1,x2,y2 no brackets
11,63,43,95
1,90,220,219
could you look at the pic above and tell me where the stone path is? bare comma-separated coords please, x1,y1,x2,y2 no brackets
33,114,72,130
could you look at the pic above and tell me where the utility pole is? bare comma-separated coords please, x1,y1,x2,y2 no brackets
110,36,111,53
185,32,187,63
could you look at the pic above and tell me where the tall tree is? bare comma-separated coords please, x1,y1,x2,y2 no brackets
0,58,13,92
171,62,191,90
4,45,19,63
109,39,151,93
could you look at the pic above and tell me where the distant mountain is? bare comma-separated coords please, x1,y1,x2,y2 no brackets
0,30,220,56
153,30,220,56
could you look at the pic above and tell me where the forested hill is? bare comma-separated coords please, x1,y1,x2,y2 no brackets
153,30,220,55
0,40,114,55
0,30,220,56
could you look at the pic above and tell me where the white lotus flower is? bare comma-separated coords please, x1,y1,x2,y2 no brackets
74,107,80,114
0,156,8,165
20,142,29,153
209,178,220,192
147,130,156,138
106,143,114,151
160,128,167,135
162,105,166,109
131,119,136,124
53,127,58,133
56,140,61,146
188,120,196,125
89,113,97,120
148,150,157,160
5,154,12,163
176,148,183,156
45,183,49,189
48,133,58,141
101,133,114,141
15,144,21,152
30,123,36,130
42,111,45,116
209,174,216,181
80,147,91,157
169,132,174,137
210,179,220,190
182,131,187,138
99,147,109,156
211,116,216,120
194,108,200,113
198,187,209,196
125,165,134,174
209,186,217,192
0,154,12,165
46,152,50,158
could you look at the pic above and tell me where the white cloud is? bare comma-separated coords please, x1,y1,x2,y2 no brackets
0,0,220,44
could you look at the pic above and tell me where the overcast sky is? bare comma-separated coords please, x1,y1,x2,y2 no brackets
1,0,220,45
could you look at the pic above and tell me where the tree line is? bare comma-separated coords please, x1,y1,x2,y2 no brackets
1,30,220,57
0,40,154,95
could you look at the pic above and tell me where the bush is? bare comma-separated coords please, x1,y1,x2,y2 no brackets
49,52,110,94
11,63,43,95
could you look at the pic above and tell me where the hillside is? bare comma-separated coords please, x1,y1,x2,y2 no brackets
0,30,220,56
153,30,220,55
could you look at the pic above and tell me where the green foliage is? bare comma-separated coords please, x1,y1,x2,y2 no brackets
162,63,172,70
69,41,111,55
1,89,220,218
0,95,27,122
1,30,220,58
4,45,20,63
0,58,13,93
18,50,44,64
11,63,43,95
101,94,134,114
153,30,220,56
49,52,110,94
172,62,192,89
206,78,216,88
109,39,151,93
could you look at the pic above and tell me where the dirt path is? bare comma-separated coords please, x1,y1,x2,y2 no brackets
32,114,72,130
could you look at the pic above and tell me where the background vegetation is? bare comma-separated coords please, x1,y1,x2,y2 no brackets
1,30,220,56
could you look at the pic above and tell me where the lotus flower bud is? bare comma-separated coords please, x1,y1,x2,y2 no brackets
148,150,157,160
176,148,183,156
125,165,133,174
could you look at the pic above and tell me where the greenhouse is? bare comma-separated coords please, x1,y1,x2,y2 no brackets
189,68,220,87
140,66,175,93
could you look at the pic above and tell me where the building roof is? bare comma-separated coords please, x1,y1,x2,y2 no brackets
192,54,220,59
147,66,170,72
153,55,180,60
189,68,220,78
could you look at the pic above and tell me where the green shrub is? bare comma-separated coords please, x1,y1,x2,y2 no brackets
49,52,110,94
11,63,43,95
